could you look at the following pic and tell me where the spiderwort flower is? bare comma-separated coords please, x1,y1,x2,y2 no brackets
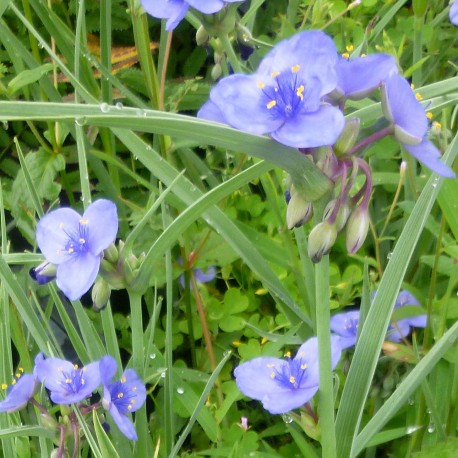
0,354,43,413
381,74,455,177
450,1,458,26
99,356,146,441
36,199,118,301
29,261,57,285
34,356,101,404
387,290,427,342
234,336,342,414
140,0,243,31
198,30,345,149
330,310,360,350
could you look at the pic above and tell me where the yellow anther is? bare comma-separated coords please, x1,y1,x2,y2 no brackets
267,100,277,109
346,44,354,52
131,399,137,404
291,64,301,73
19,368,24,373
121,376,126,384
256,81,265,88
426,112,433,120
301,363,308,370
231,340,242,347
15,372,21,378
79,238,86,244
342,52,350,59
289,376,296,384
410,83,415,90
127,405,132,410
284,351,292,358
1,383,7,390
81,379,85,385
68,247,74,254
361,53,367,57
117,392,124,399
11,379,16,385
415,92,423,101
266,363,274,368
261,336,268,345
271,71,280,77
58,367,63,372
59,222,64,229
73,364,79,370
296,84,305,101
270,372,276,378
65,378,72,383
79,219,89,225
433,121,441,129
132,386,137,392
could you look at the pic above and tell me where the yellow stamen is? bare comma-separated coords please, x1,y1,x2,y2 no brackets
284,351,291,358
256,81,265,88
296,84,305,101
79,219,89,225
433,121,441,129
65,378,72,384
68,247,74,254
426,112,433,120
117,392,124,399
127,405,132,410
11,379,16,385
270,372,276,378
121,376,126,383
291,64,300,73
342,52,350,59
132,386,137,392
346,44,354,52
1,383,7,390
58,222,64,229
267,100,277,109
271,71,280,77
301,363,308,370
289,376,296,384
415,92,423,101
261,337,268,345
74,364,79,370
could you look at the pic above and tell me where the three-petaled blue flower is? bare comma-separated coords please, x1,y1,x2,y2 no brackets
34,355,101,404
234,336,342,414
330,310,360,350
198,30,345,149
140,0,243,31
100,356,146,441
0,354,43,413
381,73,455,178
36,199,118,301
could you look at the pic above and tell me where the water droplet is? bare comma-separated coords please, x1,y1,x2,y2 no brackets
281,413,293,424
408,398,415,405
406,425,420,434
387,252,393,260
145,145,152,151
135,109,143,116
427,422,435,433
100,103,110,113
149,353,156,360
160,371,166,379
176,387,184,395
115,102,123,109
75,117,87,126
431,177,439,188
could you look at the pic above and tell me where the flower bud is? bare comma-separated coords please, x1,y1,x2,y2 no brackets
323,199,351,232
333,118,361,156
345,206,370,254
103,243,119,264
307,221,338,263
92,277,111,311
211,63,222,81
286,191,313,229
40,412,59,430
314,146,339,178
196,26,209,46
30,261,57,285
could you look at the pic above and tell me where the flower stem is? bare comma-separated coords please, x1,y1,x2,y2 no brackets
347,126,393,156
315,255,337,458
218,33,243,74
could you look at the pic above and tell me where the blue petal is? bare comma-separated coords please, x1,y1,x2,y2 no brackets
335,54,398,100
207,74,283,134
99,355,118,386
194,266,216,283
140,0,188,31
386,321,411,342
197,100,229,125
450,1,458,26
257,31,338,96
0,374,37,413
108,402,138,440
34,357,75,392
382,74,428,144
330,310,360,338
261,385,319,414
234,357,290,400
403,139,455,178
186,0,226,14
395,290,420,308
36,207,81,264
56,251,100,301
82,199,118,256
271,104,345,148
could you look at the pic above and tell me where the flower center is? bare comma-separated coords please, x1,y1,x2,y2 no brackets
58,365,87,394
110,377,138,413
267,353,308,390
59,219,90,256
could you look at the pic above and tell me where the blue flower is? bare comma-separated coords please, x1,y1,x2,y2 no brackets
387,290,427,342
140,0,243,31
34,355,101,404
330,310,360,350
450,1,458,26
30,261,57,285
36,199,118,301
332,53,398,101
234,336,342,414
99,356,146,441
0,354,43,413
198,30,345,149
381,74,455,177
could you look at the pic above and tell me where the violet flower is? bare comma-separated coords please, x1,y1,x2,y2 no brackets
234,336,342,414
330,310,360,350
387,290,427,342
34,355,101,404
450,1,458,26
198,30,345,149
381,74,455,177
0,354,44,413
36,199,118,301
140,0,243,31
332,53,398,101
100,356,146,441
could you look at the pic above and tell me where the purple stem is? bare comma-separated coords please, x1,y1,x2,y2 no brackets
347,126,393,156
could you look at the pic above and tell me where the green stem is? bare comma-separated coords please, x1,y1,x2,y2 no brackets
218,33,242,74
128,289,144,376
315,255,337,458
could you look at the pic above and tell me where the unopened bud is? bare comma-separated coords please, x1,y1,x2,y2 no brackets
211,63,222,81
308,221,338,263
334,118,361,156
323,199,351,232
314,146,339,178
104,243,118,264
30,261,57,285
286,192,313,229
346,206,370,254
92,277,111,311
40,412,58,430
196,26,209,46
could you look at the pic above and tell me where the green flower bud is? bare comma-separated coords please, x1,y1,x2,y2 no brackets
104,243,119,264
307,221,337,263
211,63,222,81
196,26,209,46
323,199,351,232
334,118,361,156
92,277,111,311
314,146,339,178
346,206,370,254
40,412,58,430
286,191,313,229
